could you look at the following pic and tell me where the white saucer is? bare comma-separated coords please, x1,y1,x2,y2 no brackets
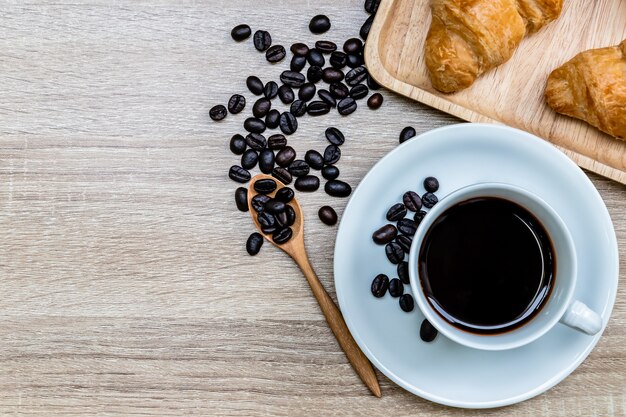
334,124,618,408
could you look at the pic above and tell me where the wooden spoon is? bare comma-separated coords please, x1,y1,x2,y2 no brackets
247,174,381,397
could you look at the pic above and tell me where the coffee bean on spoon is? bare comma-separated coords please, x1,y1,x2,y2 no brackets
387,203,407,222
318,90,336,107
241,149,258,169
295,175,320,192
275,211,289,227
385,242,405,264
388,278,404,297
315,40,337,53
343,38,363,54
235,187,249,212
228,94,246,114
272,167,292,185
400,294,415,313
325,127,345,145
291,55,307,72
325,180,352,197
307,101,331,116
245,133,266,151
254,178,277,194
280,71,306,88
360,14,374,40
398,262,410,284
266,44,286,63
350,84,369,100
229,165,251,183
279,112,298,135
422,192,438,208
396,235,412,253
403,191,422,211
309,14,331,34
371,274,389,297
322,68,344,83
231,24,251,41
230,134,247,155
247,75,264,95
265,199,286,214
210,105,227,121
365,0,380,14
290,100,307,117
258,211,278,233
285,205,296,226
338,97,357,115
273,227,293,244
318,206,338,226
275,146,296,167
246,232,264,255
275,187,295,203
252,98,271,118
278,85,295,104
307,66,323,83
323,145,341,164
330,82,349,99
265,109,280,129
420,319,438,341
345,66,368,86
263,81,279,99
372,224,397,244
251,194,270,212
424,177,440,192
414,210,427,224
367,93,383,109
305,150,324,170
288,160,310,177
298,83,317,101
307,49,325,67
244,117,266,134
291,42,309,56
330,51,347,69
399,126,416,143
397,218,418,236
253,30,272,51
322,165,339,180
258,149,275,174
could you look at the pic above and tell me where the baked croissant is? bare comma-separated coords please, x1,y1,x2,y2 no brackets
545,40,626,140
425,0,563,93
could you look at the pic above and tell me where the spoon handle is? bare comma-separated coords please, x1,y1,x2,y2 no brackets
291,249,381,397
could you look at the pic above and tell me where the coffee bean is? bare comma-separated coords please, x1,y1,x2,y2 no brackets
318,206,338,225
337,97,357,115
367,74,381,90
266,44,286,63
228,94,246,114
400,294,415,313
398,261,410,284
288,160,310,177
231,24,251,42
265,199,286,214
350,84,369,100
322,67,344,83
307,49,325,67
323,145,341,164
309,15,331,34
372,224,397,244
305,150,324,170
295,175,320,192
298,83,317,101
385,242,405,264
210,105,227,121
346,53,363,68
343,38,363,54
230,134,247,155
265,109,280,129
291,55,307,72
345,66,368,86
272,167,292,185
424,177,439,192
275,210,289,227
252,194,271,212
330,51,347,69
397,218,418,236
247,75,264,95
275,146,296,167
414,210,427,224
367,93,383,109
322,165,339,180
278,85,295,104
420,319,438,341
279,112,298,135
389,278,404,297
275,187,295,203
241,149,258,169
403,191,422,211
285,205,296,226
396,235,412,253
399,126,416,143
273,227,293,244
258,149,275,174
244,117,266,134
371,274,389,297
245,133,266,151
258,211,278,233
422,192,438,208
315,40,337,53
280,71,306,88
307,66,323,83
246,232,264,255
235,187,248,212
325,180,352,197
263,81,279,99
253,98,272,118
330,82,349,99
387,203,407,222
360,14,374,40
290,100,307,117
254,178,277,194
291,42,309,56
307,101,331,116
229,165,251,183
253,30,272,51
364,0,380,13
318,89,336,107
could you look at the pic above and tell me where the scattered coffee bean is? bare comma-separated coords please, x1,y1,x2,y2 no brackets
414,210,427,224
307,49,325,67
325,179,352,197
307,101,331,116
396,235,412,253
398,262,410,284
254,178,277,194
272,167,292,185
244,117,266,134
230,134,247,155
424,177,439,192
360,14,374,40
298,83,317,101
386,203,407,222
245,133,266,151
247,76,264,95
266,44,286,63
330,82,349,99
323,145,341,164
265,109,280,129
241,149,258,169
231,24,251,42
350,84,369,100
285,205,296,226
263,81,279,99
288,160,310,177
388,278,404,297
400,294,415,312
280,71,306,88
420,319,438,341
385,242,405,264
403,191,422,212
372,224,397,244
291,42,309,56
279,112,298,135
267,134,287,150
275,146,296,167
295,175,320,192
397,218,418,236
246,232,264,255
318,89,336,107
258,211,278,233
322,165,340,180
275,211,289,227
229,165,251,183
367,93,383,109
330,51,347,69
307,66,323,83
315,40,337,53
210,105,227,121
371,274,389,297
305,150,324,170
253,30,272,51
252,98,271,118
422,192,438,208
345,66,368,86
258,149,275,174
291,55,307,72
364,0,380,14
343,38,363,54
318,206,338,225
235,187,249,212
367,74,381,90
399,126,416,143
290,100,307,117
309,15,331,34
346,53,363,68
265,199,286,214
322,67,344,83
337,97,357,115
228,94,246,114
273,227,293,244
278,85,295,104
251,194,270,212
275,187,295,203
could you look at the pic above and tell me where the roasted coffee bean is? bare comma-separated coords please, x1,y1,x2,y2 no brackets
315,40,337,53
397,218,418,236
403,191,422,211
367,93,383,109
252,98,272,118
275,211,289,227
325,179,351,197
272,167,292,185
291,55,307,72
305,150,324,170
246,232,263,256
388,278,404,297
372,224,397,244
241,149,258,169
279,112,298,135
337,97,357,115
322,67,344,83
307,49,325,67
398,262,410,284
367,74,381,90
350,84,369,100
364,0,380,13
247,75,264,95
385,242,405,264
343,38,363,54
400,294,415,313
414,210,427,224
322,165,339,180
258,211,277,233
230,134,247,155
229,165,251,183
360,14,374,40
251,194,271,212
371,274,389,297
228,94,246,114
387,203,407,222
275,146,296,167
278,85,295,104
266,44,286,63
295,175,320,192
273,227,293,244
424,177,440,192
235,187,249,212
275,187,295,203
330,51,347,69
346,53,363,68
265,109,280,129
291,42,309,56
396,235,412,253
309,14,331,34
307,66,323,83
254,178,277,194
399,126,416,143
330,82,349,99
210,105,227,121
345,66,368,86
318,206,338,225
253,30,272,51
285,205,296,226
265,199,286,214
318,89,336,107
245,133,266,151
422,192,438,208
323,145,341,164
280,70,306,88
231,24,251,41
258,149,275,174
244,117,266,133
307,101,331,116
298,83,317,101
263,81,279,99
288,160,310,177
420,319,438,341
290,100,307,117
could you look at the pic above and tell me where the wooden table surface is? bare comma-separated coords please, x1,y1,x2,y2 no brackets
0,1,624,415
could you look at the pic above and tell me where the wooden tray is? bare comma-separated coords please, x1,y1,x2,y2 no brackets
365,0,626,184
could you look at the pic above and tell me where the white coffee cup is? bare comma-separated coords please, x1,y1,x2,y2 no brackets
408,183,603,351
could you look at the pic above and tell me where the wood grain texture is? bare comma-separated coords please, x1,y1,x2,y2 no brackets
365,0,626,184
0,1,623,415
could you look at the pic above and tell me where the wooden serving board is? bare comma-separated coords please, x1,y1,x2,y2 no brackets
365,0,626,184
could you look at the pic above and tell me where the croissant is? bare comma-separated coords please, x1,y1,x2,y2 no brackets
545,40,626,140
425,0,563,93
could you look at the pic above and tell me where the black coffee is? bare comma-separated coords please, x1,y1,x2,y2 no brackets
419,197,554,334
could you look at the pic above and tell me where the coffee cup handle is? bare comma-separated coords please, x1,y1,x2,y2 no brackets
560,300,603,335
